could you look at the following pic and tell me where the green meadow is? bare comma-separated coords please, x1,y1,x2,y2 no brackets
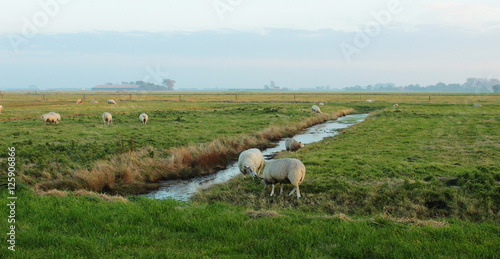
0,92,499,257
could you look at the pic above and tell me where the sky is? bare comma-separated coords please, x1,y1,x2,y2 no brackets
0,0,499,90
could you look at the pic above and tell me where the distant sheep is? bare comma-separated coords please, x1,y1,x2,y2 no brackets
41,113,59,125
393,104,399,107
139,113,148,124
76,99,83,104
107,99,116,105
473,104,482,107
102,112,113,125
312,105,322,114
0,105,3,113
285,138,304,152
91,100,99,103
366,100,375,103
48,112,61,124
238,148,264,179
261,158,306,199
318,102,324,106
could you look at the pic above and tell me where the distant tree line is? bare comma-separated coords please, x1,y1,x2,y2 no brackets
343,78,500,93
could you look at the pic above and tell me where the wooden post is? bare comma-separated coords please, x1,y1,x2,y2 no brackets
235,94,237,101
130,94,132,100
429,96,431,102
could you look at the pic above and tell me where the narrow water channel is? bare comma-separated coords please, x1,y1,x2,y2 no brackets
144,113,369,201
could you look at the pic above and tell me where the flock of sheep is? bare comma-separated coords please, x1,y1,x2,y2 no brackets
229,105,320,199
238,145,306,199
41,99,149,126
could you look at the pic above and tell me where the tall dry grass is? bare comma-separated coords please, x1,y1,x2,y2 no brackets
37,109,353,195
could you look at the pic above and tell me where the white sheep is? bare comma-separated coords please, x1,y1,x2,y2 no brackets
48,112,61,124
76,99,83,104
139,113,148,124
0,105,3,113
261,158,306,199
238,148,264,179
318,102,324,106
102,112,113,125
393,104,399,107
473,104,482,107
91,100,99,103
366,99,375,103
107,99,116,105
285,138,304,152
312,105,322,114
41,113,57,125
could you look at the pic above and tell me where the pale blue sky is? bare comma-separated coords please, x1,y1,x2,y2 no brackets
0,0,499,90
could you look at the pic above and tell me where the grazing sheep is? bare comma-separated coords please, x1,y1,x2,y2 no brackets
139,113,149,124
102,112,113,125
76,99,83,104
473,104,482,107
91,100,99,103
312,105,322,114
261,158,306,199
366,99,375,103
41,113,57,125
285,138,304,152
319,102,324,106
238,148,264,179
48,112,61,124
393,104,399,107
0,105,3,113
107,99,116,105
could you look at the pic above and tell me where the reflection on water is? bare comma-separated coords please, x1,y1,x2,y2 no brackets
144,113,369,201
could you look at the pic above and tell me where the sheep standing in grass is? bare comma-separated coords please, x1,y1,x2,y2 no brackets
0,105,3,113
312,105,322,114
76,99,83,104
41,113,57,125
102,112,113,126
261,158,306,199
107,99,116,105
238,148,264,179
285,138,304,152
473,104,482,107
91,100,98,103
139,113,148,124
393,104,399,107
318,102,324,106
48,112,61,124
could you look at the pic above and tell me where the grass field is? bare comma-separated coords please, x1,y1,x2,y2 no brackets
0,92,499,257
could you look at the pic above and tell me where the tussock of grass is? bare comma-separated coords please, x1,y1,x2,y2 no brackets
245,210,282,218
35,189,128,202
36,108,353,195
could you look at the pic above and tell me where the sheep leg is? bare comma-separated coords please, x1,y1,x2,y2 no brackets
289,186,301,199
270,184,275,197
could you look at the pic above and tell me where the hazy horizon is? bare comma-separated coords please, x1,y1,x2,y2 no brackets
1,0,499,90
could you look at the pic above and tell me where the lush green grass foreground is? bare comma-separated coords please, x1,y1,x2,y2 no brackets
1,186,498,258
1,95,499,257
